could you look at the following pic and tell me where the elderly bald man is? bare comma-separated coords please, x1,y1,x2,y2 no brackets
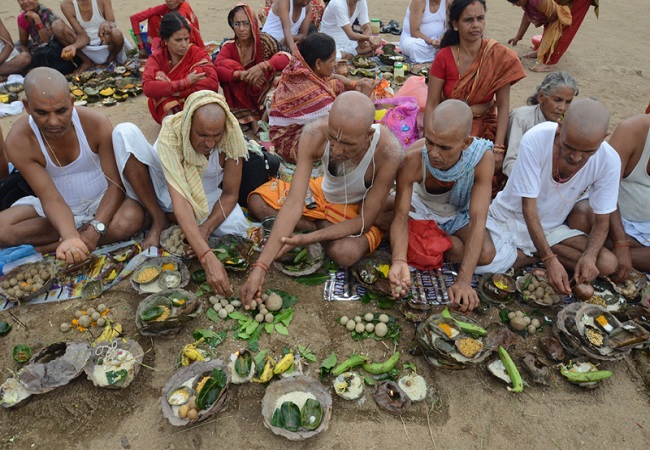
241,91,403,305
0,67,143,263
389,100,495,312
480,98,619,295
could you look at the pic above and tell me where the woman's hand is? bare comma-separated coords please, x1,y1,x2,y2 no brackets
242,64,266,88
427,38,440,48
508,35,522,46
187,70,206,85
155,71,171,82
25,11,41,24
355,78,378,96
202,252,233,297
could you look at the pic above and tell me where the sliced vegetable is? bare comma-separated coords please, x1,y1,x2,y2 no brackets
13,344,31,363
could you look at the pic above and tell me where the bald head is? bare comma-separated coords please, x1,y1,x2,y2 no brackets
24,67,70,102
330,91,375,131
562,98,610,140
429,99,473,137
193,103,226,124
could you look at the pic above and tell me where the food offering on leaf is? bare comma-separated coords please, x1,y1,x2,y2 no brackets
559,361,612,389
273,241,324,277
209,294,243,319
262,375,332,441
160,225,189,257
606,269,648,301
337,313,399,343
397,372,427,402
0,261,55,303
332,371,364,400
500,309,542,334
227,349,256,384
352,55,378,69
161,360,231,426
136,289,201,336
208,235,255,271
84,339,144,389
477,273,517,304
0,376,32,408
372,380,411,415
417,307,491,369
378,44,405,66
515,270,562,307
130,256,189,294
64,303,112,333
554,303,644,361
350,250,393,297
582,278,628,314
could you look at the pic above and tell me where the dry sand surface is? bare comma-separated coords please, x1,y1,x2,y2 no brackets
1,1,650,449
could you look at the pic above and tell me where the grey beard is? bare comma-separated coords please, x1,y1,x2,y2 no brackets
330,160,358,177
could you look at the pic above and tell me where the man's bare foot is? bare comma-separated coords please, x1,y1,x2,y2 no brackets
73,60,94,75
524,50,538,59
142,217,170,249
530,63,553,73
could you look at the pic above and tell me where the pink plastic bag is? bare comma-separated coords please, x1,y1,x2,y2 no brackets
374,96,420,149
396,76,428,112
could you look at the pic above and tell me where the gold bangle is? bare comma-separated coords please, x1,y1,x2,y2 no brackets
540,253,557,263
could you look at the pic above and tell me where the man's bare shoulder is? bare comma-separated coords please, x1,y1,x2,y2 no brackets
4,116,39,160
300,117,328,159
76,107,113,134
376,124,405,167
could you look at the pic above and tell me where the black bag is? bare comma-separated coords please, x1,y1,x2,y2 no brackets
30,39,81,75
0,170,35,211
238,145,281,207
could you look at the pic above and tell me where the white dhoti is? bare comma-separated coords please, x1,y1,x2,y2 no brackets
622,217,650,247
12,195,103,229
81,38,131,65
112,123,249,237
399,37,437,63
409,194,456,227
476,214,585,274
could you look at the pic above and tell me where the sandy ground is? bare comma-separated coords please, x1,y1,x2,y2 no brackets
1,1,650,449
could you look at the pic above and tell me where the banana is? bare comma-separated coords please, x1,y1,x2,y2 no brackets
362,352,400,375
273,350,295,375
253,355,275,383
93,322,122,345
498,346,523,393
181,344,205,366
332,355,370,376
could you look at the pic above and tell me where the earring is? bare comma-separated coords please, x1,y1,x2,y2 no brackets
454,28,458,31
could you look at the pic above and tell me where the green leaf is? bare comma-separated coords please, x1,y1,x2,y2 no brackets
361,292,372,304
0,321,12,336
298,345,317,362
229,311,251,322
363,374,375,386
324,258,339,272
248,323,263,346
499,309,511,324
301,398,323,430
264,323,274,333
274,402,301,431
376,296,397,309
319,352,337,380
192,329,227,347
268,289,298,309
247,341,259,352
275,323,289,335
245,321,260,335
206,308,220,323
254,350,268,376
274,308,294,327
235,351,253,377
105,369,129,385
294,273,330,286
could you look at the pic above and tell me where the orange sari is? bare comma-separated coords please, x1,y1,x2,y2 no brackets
451,39,526,141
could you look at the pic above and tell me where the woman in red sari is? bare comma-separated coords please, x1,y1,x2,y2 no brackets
214,4,291,133
130,0,204,58
424,0,526,178
142,12,218,124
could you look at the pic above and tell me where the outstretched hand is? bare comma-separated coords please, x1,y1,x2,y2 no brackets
508,36,521,46
388,260,410,298
56,237,90,264
240,266,265,308
448,281,479,313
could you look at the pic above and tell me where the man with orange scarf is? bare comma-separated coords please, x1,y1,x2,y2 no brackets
507,0,597,72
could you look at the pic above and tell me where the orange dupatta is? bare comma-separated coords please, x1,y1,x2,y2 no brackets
536,0,572,64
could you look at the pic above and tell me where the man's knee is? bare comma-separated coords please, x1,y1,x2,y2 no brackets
111,201,145,236
477,241,496,266
567,200,593,233
597,248,617,276
110,28,124,46
326,240,367,268
247,194,271,219
51,19,74,42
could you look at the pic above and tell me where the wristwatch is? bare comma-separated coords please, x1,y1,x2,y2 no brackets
90,219,107,236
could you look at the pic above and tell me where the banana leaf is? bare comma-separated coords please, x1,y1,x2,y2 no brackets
0,321,12,336
196,368,227,410
301,398,323,430
272,401,302,431
234,350,253,377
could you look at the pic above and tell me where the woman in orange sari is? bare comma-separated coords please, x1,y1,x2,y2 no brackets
424,0,525,177
142,12,218,124
214,4,291,133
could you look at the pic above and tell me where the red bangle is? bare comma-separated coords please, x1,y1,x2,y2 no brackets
37,23,45,30
198,249,212,262
612,242,630,249
252,261,269,273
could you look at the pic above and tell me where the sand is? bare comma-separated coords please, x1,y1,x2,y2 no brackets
1,1,649,449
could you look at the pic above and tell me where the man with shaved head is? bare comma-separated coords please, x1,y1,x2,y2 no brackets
113,91,249,295
0,67,143,263
481,98,620,295
389,100,495,312
241,91,403,305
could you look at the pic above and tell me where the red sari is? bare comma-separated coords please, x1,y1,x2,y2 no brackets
430,39,526,141
142,44,219,124
214,4,291,126
130,1,204,53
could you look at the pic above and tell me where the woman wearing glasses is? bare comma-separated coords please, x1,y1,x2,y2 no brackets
215,4,290,134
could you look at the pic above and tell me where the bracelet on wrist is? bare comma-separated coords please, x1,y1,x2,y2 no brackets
493,144,506,154
37,23,45,30
252,261,269,273
612,241,630,249
198,249,212,262
392,258,408,264
540,253,557,263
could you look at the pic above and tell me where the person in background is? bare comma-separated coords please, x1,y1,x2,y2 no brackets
262,0,312,52
130,0,203,58
503,71,578,177
0,18,31,80
319,0,380,60
424,0,526,179
269,32,376,163
259,0,326,30
399,0,450,64
59,0,127,69
506,0,595,73
215,4,291,134
142,12,218,124
0,127,9,180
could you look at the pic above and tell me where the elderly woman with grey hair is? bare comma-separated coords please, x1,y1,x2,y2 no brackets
502,71,578,177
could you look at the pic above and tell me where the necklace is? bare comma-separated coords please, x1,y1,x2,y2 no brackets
456,46,461,79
